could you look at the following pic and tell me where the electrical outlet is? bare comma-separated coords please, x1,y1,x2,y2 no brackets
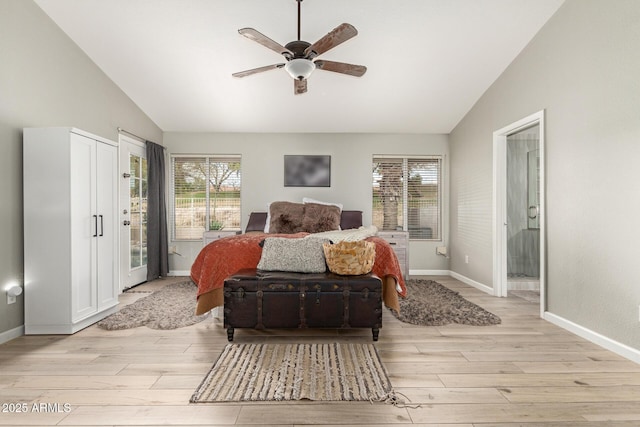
5,282,22,305
465,255,469,264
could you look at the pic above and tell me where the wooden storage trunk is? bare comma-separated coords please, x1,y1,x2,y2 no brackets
223,269,383,341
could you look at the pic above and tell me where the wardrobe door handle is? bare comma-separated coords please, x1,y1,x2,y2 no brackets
99,215,104,236
93,215,98,237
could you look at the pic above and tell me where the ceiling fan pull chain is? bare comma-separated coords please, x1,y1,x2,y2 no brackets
297,0,302,41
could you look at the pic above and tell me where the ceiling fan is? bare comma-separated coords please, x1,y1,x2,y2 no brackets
232,0,367,95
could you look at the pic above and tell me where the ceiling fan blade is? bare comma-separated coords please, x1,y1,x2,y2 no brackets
294,79,307,95
238,28,293,57
232,63,285,78
304,23,358,58
314,60,367,77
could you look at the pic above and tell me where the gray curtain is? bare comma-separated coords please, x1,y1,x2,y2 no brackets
146,141,169,280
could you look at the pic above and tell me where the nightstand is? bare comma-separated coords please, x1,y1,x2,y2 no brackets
202,229,240,319
377,230,410,279
202,229,241,246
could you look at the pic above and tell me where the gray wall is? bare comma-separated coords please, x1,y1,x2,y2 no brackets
163,132,450,273
0,0,162,337
450,0,640,349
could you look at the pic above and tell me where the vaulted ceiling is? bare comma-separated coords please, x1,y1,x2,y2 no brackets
34,0,564,133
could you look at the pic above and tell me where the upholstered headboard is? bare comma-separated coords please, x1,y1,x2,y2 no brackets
245,210,363,233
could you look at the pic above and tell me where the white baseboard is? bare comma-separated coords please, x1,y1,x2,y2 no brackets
406,269,496,296
168,270,190,277
449,270,495,295
410,269,450,276
544,312,640,364
0,325,24,345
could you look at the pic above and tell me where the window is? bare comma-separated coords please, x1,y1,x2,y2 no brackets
372,156,442,240
171,155,241,240
129,153,148,269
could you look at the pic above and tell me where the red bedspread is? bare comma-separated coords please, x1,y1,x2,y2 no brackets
190,232,406,315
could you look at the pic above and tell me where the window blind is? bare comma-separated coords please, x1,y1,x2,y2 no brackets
171,155,241,240
372,156,441,240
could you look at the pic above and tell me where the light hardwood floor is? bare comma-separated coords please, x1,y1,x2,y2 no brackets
1,275,640,426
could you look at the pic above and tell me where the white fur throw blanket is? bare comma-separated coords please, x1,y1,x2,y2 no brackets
305,225,378,242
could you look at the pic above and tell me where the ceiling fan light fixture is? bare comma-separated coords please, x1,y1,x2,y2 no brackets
233,1,364,93
285,58,315,80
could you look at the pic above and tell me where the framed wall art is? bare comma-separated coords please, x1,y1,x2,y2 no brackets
284,155,331,187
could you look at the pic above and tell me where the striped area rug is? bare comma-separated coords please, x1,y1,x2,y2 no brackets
190,343,393,402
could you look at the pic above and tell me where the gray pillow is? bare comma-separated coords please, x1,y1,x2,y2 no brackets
257,237,328,273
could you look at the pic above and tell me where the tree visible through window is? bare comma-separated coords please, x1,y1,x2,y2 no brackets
372,156,442,240
171,155,241,240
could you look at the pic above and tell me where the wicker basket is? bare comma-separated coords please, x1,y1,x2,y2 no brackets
323,240,375,275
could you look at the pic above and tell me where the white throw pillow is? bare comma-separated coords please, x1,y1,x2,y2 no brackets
302,197,343,212
264,202,271,232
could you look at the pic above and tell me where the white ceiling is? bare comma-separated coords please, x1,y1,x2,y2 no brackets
34,0,564,134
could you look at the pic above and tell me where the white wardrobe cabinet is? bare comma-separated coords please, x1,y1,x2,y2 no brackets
24,128,119,334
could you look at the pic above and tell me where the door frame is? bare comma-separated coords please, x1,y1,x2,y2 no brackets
493,110,546,316
118,134,148,291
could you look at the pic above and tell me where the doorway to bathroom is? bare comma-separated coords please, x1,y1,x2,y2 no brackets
507,125,540,297
493,110,545,316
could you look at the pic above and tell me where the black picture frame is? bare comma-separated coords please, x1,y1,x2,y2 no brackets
284,155,331,187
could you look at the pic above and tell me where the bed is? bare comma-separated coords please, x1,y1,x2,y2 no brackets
190,202,407,316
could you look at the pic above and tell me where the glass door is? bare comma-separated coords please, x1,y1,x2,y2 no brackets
129,154,148,272
527,149,540,229
119,137,147,289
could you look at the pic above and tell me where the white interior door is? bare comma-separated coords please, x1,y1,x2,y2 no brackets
493,110,546,317
119,136,148,290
